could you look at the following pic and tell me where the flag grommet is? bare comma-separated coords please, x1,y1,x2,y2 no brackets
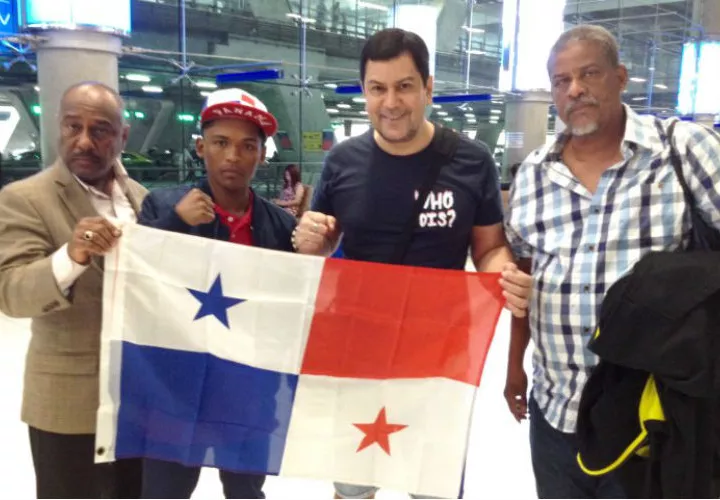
96,447,106,456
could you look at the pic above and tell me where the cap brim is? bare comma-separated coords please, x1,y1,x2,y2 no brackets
200,102,278,137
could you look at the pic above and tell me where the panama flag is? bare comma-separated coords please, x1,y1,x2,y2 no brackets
95,223,505,498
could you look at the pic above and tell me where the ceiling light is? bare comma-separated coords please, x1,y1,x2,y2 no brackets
358,1,389,11
654,84,668,90
126,73,151,83
337,103,351,109
195,81,217,89
443,117,452,122
462,26,485,34
327,108,339,114
490,109,502,114
437,111,448,116
432,104,441,109
352,97,366,103
630,77,646,83
631,96,648,101
286,13,315,23
141,85,163,93
464,113,475,118
324,83,338,89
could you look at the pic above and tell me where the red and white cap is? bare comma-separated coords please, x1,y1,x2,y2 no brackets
200,88,278,137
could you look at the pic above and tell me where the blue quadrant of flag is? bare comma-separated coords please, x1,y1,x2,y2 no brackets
114,341,298,474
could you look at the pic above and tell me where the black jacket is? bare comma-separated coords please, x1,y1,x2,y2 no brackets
577,251,720,498
138,179,296,251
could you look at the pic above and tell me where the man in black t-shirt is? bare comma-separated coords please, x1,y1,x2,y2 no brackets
312,126,503,270
293,28,532,499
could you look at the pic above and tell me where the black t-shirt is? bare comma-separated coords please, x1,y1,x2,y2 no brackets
312,128,503,270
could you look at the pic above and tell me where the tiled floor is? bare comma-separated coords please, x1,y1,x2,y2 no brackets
0,309,535,499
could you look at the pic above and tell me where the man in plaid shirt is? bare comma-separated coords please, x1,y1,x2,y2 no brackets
504,24,720,498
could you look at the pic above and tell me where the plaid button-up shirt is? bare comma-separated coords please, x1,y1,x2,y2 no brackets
505,105,720,433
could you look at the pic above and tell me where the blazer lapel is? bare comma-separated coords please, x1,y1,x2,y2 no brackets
124,180,147,215
53,161,99,223
52,161,105,273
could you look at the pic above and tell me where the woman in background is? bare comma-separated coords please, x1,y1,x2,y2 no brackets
274,164,305,217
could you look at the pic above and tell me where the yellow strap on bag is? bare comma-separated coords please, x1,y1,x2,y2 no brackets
577,374,666,476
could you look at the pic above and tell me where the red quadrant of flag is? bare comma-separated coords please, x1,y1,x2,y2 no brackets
301,259,505,386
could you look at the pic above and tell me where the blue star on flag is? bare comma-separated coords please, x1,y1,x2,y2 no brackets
187,274,245,328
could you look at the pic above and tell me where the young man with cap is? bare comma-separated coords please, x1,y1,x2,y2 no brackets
137,88,296,499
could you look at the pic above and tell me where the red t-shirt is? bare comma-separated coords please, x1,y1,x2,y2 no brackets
214,193,254,246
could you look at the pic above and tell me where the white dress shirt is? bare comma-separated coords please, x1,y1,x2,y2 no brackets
51,161,137,294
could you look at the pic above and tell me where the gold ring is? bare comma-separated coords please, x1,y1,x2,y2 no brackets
83,230,94,241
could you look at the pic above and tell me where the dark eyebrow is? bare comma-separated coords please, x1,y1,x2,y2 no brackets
367,76,415,86
552,64,601,79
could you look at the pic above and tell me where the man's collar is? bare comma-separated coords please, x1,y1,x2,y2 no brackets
198,177,256,211
621,103,664,152
72,157,130,196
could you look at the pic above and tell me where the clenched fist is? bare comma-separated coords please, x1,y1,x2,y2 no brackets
175,188,215,226
68,217,122,265
293,211,340,256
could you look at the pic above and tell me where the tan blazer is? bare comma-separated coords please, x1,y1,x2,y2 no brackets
0,161,147,435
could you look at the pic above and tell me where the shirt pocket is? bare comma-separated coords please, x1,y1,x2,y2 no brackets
612,172,686,251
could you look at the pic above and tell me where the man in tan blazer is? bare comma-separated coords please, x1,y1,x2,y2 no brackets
0,82,147,498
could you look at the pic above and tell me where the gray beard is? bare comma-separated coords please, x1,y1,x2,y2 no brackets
571,122,599,136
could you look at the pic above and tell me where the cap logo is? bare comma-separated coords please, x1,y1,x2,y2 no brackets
210,106,273,127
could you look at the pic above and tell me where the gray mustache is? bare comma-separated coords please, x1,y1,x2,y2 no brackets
566,98,599,114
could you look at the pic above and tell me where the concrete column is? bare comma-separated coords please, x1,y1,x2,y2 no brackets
35,30,123,165
502,90,552,182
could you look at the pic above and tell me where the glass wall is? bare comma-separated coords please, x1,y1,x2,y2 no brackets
0,0,700,190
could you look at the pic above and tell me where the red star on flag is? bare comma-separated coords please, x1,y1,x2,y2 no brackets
353,407,408,455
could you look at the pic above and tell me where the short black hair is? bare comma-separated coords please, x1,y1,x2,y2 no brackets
201,120,266,143
360,28,430,86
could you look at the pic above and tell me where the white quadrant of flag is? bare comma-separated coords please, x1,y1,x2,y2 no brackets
281,375,476,498
104,224,325,375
